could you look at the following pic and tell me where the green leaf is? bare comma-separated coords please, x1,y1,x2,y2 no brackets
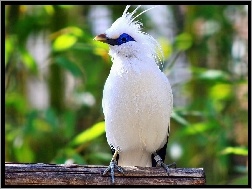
33,118,52,133
92,39,110,59
66,26,83,37
210,83,232,100
184,121,214,135
19,47,37,73
193,68,230,82
51,26,83,51
5,36,15,66
5,92,28,114
43,5,54,15
70,121,105,146
220,146,248,156
158,37,172,60
55,56,83,77
174,33,193,51
171,111,190,126
53,34,77,51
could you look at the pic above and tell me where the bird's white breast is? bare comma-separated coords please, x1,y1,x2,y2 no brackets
102,55,172,166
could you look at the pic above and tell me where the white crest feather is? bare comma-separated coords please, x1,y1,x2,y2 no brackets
105,5,164,69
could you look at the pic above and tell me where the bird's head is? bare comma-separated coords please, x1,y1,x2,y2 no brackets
94,5,163,66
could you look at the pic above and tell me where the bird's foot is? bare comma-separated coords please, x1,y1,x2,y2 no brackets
153,153,176,176
103,159,124,184
103,147,124,184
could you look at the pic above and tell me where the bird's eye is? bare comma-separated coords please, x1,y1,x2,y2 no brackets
116,33,135,45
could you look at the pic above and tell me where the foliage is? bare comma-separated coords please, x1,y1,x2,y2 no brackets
5,5,248,185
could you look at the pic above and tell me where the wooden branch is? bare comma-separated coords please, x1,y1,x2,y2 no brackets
5,163,206,185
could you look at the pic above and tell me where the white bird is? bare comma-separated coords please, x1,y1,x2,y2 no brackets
94,5,175,183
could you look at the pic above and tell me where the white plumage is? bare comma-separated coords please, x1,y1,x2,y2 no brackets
95,5,173,168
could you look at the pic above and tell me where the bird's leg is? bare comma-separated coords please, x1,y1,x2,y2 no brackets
103,147,124,184
153,152,176,176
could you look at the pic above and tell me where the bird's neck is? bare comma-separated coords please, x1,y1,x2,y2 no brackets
109,53,158,74
109,57,143,78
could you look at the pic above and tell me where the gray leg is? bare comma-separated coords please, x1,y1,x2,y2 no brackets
103,147,124,184
153,152,176,175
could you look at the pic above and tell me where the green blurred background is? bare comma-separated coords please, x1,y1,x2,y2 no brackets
5,5,248,185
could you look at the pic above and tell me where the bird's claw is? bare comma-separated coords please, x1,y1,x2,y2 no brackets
153,153,176,176
103,159,124,184
160,161,176,175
